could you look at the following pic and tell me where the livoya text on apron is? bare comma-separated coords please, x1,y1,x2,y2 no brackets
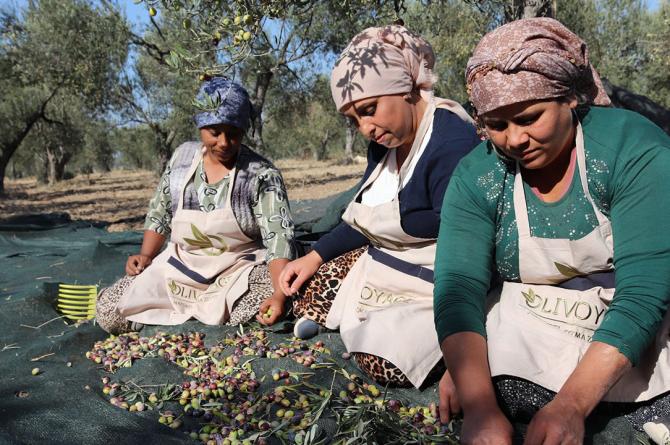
117,148,265,326
325,98,474,388
486,120,670,402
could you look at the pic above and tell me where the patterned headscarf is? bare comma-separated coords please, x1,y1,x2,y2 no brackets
194,77,252,130
330,25,437,111
466,17,611,115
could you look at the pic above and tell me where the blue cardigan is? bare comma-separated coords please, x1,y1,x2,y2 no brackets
313,108,480,262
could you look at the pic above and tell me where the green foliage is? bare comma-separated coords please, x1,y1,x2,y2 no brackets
13,0,128,109
0,0,129,188
114,8,200,173
139,0,401,155
111,126,161,170
264,75,365,159
555,0,602,66
405,1,489,104
594,0,649,92
3,0,668,181
143,0,401,78
557,0,669,108
641,0,670,108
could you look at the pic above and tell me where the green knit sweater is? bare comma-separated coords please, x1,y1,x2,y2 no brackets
434,107,670,365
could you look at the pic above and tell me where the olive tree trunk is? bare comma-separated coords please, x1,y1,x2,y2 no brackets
249,70,273,154
45,144,72,184
344,117,356,162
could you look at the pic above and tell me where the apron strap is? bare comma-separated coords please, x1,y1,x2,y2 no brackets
368,246,434,284
574,119,609,226
167,256,217,285
556,270,615,290
177,147,238,214
177,147,206,212
398,100,436,185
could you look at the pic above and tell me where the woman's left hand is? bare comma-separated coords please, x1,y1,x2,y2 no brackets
523,396,585,445
256,293,286,326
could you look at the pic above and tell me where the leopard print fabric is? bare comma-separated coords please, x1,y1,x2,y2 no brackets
353,352,412,386
292,246,422,386
96,275,136,335
96,265,273,334
292,247,366,324
227,264,274,326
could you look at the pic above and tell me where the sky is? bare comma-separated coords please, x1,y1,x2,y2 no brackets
3,0,664,27
119,0,664,30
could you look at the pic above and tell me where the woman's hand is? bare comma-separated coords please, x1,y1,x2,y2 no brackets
461,405,514,445
440,332,513,445
126,230,165,276
522,341,630,445
523,396,585,445
279,251,323,296
126,254,152,276
256,292,286,326
438,369,461,423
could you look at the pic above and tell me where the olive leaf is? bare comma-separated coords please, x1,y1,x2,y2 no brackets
182,224,228,255
191,224,209,242
521,288,537,304
554,262,583,278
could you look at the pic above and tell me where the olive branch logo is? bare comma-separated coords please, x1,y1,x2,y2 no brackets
521,287,538,305
183,224,228,256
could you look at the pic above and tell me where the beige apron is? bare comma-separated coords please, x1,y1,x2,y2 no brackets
117,148,265,326
325,99,473,388
486,121,670,402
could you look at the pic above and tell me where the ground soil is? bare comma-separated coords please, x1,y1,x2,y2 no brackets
0,158,366,232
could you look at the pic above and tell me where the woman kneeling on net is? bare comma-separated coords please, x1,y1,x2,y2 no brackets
259,25,480,388
434,18,670,444
96,77,296,334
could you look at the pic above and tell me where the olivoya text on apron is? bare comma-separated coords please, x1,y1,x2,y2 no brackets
325,98,474,388
485,120,670,402
117,147,265,325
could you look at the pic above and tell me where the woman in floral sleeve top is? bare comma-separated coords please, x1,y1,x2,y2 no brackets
96,77,296,334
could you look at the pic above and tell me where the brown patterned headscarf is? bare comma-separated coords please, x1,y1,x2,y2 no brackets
330,25,437,111
466,17,611,115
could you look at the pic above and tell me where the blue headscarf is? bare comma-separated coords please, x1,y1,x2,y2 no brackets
194,77,252,130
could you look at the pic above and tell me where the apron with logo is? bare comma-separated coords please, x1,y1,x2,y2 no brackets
117,148,265,325
486,121,670,402
325,99,473,388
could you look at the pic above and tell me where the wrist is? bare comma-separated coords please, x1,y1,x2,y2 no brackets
271,291,288,302
462,395,501,417
308,250,323,266
552,391,591,419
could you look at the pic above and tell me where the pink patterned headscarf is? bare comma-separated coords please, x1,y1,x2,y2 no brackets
330,25,437,111
466,17,611,115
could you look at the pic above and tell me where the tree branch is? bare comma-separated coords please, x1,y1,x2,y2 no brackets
129,33,170,65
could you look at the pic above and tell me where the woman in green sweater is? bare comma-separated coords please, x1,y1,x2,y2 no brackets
433,18,670,444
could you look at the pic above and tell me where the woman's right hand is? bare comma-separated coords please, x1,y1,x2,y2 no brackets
438,369,461,423
126,254,153,276
279,251,323,296
461,405,514,445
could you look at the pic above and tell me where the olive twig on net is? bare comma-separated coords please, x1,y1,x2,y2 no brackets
87,327,460,443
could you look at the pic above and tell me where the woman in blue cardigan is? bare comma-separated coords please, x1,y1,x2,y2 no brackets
261,25,480,387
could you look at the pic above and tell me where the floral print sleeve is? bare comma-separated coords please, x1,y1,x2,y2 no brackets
254,168,297,262
143,163,173,237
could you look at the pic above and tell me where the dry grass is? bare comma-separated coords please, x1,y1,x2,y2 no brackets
0,158,365,232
